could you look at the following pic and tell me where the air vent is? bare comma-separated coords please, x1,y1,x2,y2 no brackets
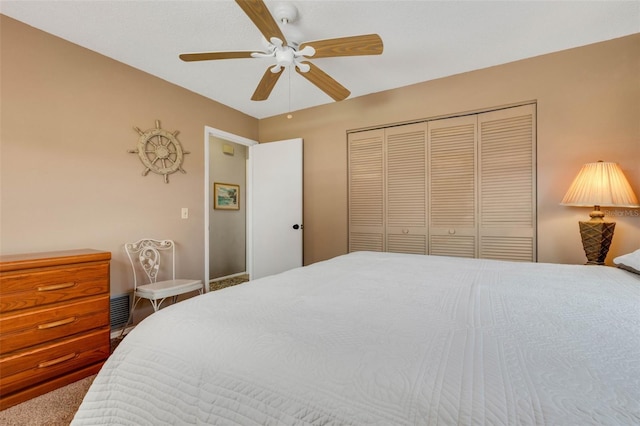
110,294,130,330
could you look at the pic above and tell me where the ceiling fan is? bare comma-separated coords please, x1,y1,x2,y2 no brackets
179,0,383,102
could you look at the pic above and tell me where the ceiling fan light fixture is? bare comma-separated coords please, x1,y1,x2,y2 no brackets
295,62,311,73
275,46,295,66
296,45,316,58
269,37,284,48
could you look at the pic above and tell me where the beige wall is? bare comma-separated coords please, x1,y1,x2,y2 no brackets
0,16,258,304
259,33,640,266
2,12,639,309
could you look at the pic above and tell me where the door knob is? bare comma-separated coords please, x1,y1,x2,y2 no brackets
292,224,302,230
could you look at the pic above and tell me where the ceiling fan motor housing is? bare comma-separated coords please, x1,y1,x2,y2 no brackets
275,47,295,67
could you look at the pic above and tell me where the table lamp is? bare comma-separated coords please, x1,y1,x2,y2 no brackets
561,161,639,265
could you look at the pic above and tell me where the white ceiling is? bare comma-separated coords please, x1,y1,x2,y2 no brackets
1,1,638,119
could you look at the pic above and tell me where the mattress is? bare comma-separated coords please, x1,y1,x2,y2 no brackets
72,251,640,425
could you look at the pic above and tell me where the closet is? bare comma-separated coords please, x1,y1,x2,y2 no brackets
348,104,536,261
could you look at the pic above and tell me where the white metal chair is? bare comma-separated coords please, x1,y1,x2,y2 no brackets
122,238,203,334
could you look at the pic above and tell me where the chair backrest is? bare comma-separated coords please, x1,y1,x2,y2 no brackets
125,238,176,288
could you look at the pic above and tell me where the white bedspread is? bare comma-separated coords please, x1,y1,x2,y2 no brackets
72,252,640,425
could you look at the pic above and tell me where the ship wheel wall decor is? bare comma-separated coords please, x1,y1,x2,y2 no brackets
128,120,190,183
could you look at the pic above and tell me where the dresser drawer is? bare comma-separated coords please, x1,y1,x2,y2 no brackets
0,328,109,396
0,295,109,354
0,262,109,312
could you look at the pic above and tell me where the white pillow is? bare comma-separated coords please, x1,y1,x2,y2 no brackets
613,249,640,274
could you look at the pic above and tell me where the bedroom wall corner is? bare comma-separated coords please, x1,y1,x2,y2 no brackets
0,15,259,319
258,33,640,266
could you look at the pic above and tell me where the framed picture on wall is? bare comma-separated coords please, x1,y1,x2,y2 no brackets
213,182,240,210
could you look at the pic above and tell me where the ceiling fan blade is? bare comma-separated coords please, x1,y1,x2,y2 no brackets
235,0,287,45
296,61,350,101
251,67,284,101
179,51,255,62
299,34,383,59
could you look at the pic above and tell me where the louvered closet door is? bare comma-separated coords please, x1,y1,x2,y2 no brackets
348,129,385,252
385,123,428,254
478,104,536,261
428,115,478,257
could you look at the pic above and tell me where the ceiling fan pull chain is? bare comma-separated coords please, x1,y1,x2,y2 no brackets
288,67,292,118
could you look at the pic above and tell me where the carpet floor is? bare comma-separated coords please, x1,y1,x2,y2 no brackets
0,374,95,425
209,274,250,292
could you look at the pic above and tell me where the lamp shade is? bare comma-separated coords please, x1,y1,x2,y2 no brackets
561,161,639,207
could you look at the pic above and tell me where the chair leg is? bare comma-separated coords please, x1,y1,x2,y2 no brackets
118,289,202,340
149,298,160,312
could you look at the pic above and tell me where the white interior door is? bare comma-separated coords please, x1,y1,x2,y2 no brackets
250,138,303,279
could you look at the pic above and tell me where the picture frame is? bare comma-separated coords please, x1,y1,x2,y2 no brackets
213,182,240,210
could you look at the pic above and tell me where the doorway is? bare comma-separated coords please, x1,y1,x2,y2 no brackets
204,127,257,292
204,127,304,291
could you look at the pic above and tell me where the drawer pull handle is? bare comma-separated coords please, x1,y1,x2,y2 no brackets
38,353,77,368
37,317,76,330
37,282,75,292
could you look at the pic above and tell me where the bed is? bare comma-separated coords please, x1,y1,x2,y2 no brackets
72,251,640,425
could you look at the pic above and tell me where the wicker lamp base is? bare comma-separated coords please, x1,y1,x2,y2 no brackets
578,220,615,265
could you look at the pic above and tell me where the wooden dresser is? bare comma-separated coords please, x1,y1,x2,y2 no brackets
0,249,111,409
